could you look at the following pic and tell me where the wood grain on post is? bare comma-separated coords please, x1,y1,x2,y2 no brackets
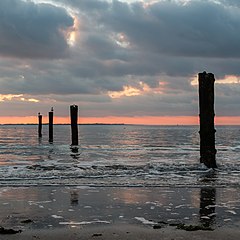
70,105,78,146
198,71,217,168
38,112,42,138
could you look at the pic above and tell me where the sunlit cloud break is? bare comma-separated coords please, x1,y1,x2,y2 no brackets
0,94,39,103
108,81,164,99
191,75,240,86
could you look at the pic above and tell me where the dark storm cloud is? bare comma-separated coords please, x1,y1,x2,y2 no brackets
0,0,74,59
59,0,240,80
99,0,240,58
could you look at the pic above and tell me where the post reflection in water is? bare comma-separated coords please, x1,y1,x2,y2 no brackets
199,187,216,227
70,146,79,153
70,146,80,160
48,148,54,161
38,136,42,145
70,190,79,206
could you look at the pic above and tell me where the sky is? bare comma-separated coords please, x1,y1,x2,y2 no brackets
1,0,240,125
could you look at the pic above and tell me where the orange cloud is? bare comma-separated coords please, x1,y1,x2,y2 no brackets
0,94,39,103
108,85,141,98
108,82,164,99
191,74,240,86
66,15,80,46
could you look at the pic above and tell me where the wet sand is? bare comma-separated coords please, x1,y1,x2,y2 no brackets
1,224,240,240
0,186,239,239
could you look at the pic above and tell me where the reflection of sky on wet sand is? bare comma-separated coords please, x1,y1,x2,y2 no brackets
0,187,240,230
200,188,216,227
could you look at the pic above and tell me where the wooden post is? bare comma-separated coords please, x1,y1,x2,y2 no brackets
70,105,78,146
49,107,54,142
198,71,217,168
38,112,42,138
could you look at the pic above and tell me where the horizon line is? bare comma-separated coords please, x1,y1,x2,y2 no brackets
1,115,240,125
2,123,240,126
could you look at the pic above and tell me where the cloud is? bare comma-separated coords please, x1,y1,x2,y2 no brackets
1,0,240,120
0,0,74,59
98,0,240,58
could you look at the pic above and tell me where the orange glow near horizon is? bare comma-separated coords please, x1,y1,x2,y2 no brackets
1,115,240,125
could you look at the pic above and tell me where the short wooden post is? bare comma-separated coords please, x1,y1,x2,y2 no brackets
38,112,42,138
198,71,217,168
70,105,78,146
49,107,54,142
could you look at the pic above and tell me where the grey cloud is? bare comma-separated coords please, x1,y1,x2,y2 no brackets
78,92,198,117
68,0,240,78
219,0,240,7
0,58,129,95
0,0,74,59
83,34,121,60
52,94,111,103
1,0,240,119
99,0,240,58
56,0,240,81
60,0,109,11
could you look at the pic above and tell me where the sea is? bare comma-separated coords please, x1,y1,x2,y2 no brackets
0,124,239,188
1,124,240,229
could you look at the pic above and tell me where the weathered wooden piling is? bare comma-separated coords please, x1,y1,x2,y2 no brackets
38,112,42,138
49,107,54,142
70,105,78,145
198,71,217,168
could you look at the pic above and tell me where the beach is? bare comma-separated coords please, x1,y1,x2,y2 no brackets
0,125,240,239
2,224,240,240
1,0,240,236
0,186,240,239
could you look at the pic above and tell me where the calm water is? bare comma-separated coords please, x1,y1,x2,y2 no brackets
0,125,240,187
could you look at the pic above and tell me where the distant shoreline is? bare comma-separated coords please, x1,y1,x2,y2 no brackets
0,123,126,126
1,123,240,126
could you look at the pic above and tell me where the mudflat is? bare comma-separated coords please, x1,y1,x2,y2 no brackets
0,186,239,240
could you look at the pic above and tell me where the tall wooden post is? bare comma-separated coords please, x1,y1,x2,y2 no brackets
49,107,54,142
70,105,78,146
198,71,217,168
38,112,42,138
